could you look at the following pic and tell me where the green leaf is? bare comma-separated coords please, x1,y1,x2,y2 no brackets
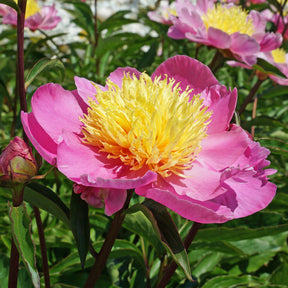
24,182,70,227
202,275,256,288
253,58,286,78
195,225,288,242
261,85,288,99
0,0,20,13
98,10,138,33
70,192,90,269
8,202,40,288
25,58,65,90
123,209,164,253
128,200,192,281
192,252,222,277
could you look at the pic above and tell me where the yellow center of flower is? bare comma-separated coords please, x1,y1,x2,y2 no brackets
80,73,211,178
15,0,40,19
201,5,255,36
271,48,286,63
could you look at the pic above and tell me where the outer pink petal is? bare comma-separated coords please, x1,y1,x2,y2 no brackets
230,33,260,55
152,55,219,94
21,112,57,165
201,85,237,134
199,125,249,170
136,178,232,223
258,33,282,52
219,168,276,218
104,188,127,216
207,27,231,49
107,67,142,88
57,131,157,189
31,83,83,143
74,184,127,215
74,76,99,104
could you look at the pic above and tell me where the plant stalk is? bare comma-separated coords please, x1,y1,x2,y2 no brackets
8,2,27,287
33,206,50,288
84,189,134,287
238,79,263,116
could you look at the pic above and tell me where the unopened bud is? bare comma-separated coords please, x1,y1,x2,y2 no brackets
0,137,37,187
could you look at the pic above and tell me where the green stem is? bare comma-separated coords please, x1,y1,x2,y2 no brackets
208,50,225,74
156,222,202,288
238,79,263,116
84,189,134,287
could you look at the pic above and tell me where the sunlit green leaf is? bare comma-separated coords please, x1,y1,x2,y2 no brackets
25,58,65,90
8,203,40,288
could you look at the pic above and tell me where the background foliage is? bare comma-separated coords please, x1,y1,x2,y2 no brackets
0,0,288,287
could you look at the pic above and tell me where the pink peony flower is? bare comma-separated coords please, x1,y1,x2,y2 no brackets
228,48,288,85
0,0,61,31
168,0,282,65
21,55,276,223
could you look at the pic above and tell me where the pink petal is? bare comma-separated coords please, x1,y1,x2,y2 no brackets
57,131,157,189
107,67,142,88
207,27,231,49
21,112,57,165
259,33,282,52
231,33,260,55
74,76,99,105
31,83,83,143
152,55,219,94
201,85,237,134
219,168,276,218
199,125,249,170
136,178,232,223
104,188,127,216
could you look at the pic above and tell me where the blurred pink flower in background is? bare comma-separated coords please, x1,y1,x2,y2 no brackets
168,0,282,65
228,48,288,85
261,7,288,40
21,55,276,222
0,0,61,31
148,1,176,25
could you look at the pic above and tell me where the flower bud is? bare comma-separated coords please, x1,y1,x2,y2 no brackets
0,137,37,187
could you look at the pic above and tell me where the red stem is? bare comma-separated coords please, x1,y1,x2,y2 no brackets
33,206,50,288
84,190,134,287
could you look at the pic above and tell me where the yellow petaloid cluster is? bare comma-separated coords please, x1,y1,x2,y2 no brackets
81,73,211,178
14,0,40,18
271,48,287,64
202,5,255,36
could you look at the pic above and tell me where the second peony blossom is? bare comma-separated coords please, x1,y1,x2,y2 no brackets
21,55,276,223
0,0,61,31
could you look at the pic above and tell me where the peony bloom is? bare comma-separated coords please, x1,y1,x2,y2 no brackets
261,1,288,40
0,0,61,31
21,55,276,223
228,48,288,85
168,0,282,65
0,137,37,187
148,1,177,25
